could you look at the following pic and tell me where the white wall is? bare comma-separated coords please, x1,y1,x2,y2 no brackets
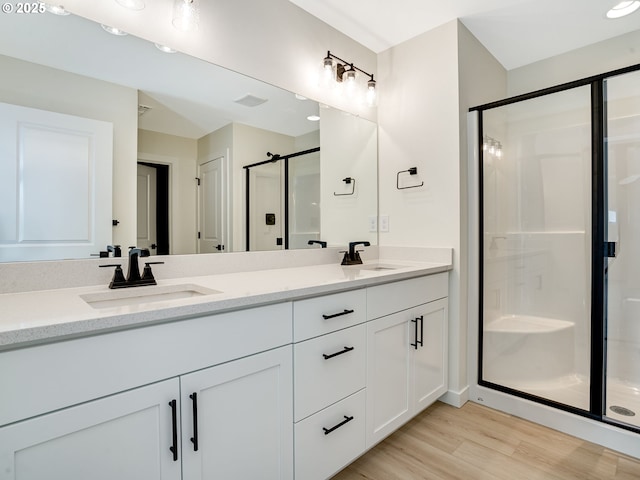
138,128,198,255
377,20,507,401
0,54,138,250
508,29,640,96
320,107,377,248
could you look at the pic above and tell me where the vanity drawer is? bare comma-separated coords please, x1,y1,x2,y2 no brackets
293,289,366,342
295,389,366,480
367,273,448,320
294,323,366,422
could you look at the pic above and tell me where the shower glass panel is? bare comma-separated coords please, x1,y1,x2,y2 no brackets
481,86,592,409
288,151,321,249
605,70,640,427
248,161,284,251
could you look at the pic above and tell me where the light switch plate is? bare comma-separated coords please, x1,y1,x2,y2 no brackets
368,215,377,232
379,214,389,232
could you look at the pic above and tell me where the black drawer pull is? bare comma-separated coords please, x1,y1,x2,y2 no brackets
323,415,354,435
410,316,424,350
190,392,199,452
168,400,178,461
323,346,354,360
322,309,354,320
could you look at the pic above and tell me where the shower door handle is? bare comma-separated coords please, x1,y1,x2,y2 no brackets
605,242,617,258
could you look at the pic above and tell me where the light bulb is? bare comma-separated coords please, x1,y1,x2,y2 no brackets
173,0,199,31
366,78,377,107
343,66,357,98
496,143,503,158
606,1,640,18
488,141,496,155
101,24,128,36
320,54,334,88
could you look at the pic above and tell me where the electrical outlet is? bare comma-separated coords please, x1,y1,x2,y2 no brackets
368,215,377,232
379,214,389,232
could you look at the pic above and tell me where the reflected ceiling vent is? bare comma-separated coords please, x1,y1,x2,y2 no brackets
138,104,152,116
234,94,268,107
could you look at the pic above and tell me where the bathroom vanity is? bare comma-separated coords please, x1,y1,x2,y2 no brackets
0,252,450,480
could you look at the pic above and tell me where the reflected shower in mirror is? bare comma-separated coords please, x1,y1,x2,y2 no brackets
0,10,377,262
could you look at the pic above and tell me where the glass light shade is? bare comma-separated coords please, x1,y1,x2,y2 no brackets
606,1,640,18
101,24,128,36
173,0,199,31
40,2,70,15
366,79,377,107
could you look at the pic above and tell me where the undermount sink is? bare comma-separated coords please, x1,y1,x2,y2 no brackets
80,284,222,309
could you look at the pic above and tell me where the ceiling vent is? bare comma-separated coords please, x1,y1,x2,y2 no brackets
138,104,152,116
234,94,268,107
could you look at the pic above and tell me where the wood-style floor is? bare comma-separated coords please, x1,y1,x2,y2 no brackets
331,401,640,480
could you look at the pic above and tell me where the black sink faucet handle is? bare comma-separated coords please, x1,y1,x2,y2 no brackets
99,264,126,288
107,245,122,257
308,240,328,248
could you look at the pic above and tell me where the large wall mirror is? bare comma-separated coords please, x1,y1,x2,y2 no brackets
0,11,377,262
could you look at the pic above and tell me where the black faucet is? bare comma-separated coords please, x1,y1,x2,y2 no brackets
107,245,122,257
308,240,327,248
100,247,163,289
126,247,150,283
341,241,371,265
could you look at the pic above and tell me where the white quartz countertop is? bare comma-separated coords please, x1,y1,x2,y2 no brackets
0,259,451,350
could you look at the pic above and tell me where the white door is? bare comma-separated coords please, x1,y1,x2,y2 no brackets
0,379,181,480
180,346,293,480
412,299,448,413
0,102,113,261
137,163,157,254
366,311,412,448
198,157,225,253
250,163,283,251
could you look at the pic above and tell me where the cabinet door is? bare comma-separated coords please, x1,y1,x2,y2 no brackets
180,345,293,480
412,298,448,413
0,379,181,480
366,310,412,447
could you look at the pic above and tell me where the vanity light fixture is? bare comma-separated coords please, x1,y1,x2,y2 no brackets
606,1,640,18
172,0,199,31
40,2,70,15
115,0,145,10
322,51,377,107
483,135,503,158
101,24,128,36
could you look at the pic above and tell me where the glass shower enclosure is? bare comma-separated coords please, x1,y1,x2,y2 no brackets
476,65,640,430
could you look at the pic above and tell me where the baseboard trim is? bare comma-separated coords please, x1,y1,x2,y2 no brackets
439,385,469,408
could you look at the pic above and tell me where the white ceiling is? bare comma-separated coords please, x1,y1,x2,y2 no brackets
288,0,640,70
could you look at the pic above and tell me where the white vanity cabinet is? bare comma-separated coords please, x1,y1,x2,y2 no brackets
366,274,449,447
293,289,367,480
0,303,293,480
0,378,181,480
180,345,293,480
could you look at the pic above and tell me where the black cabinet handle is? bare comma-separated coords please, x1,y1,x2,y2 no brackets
322,309,354,320
169,400,178,461
323,346,354,360
323,415,354,435
190,393,199,452
410,316,424,350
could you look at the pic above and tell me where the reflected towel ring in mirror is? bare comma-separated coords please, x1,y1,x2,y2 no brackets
397,167,424,190
334,177,356,196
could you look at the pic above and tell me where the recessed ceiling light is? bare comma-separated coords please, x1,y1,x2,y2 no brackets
307,115,320,122
606,1,640,18
155,43,177,53
295,94,308,101
40,2,70,15
101,24,128,36
115,0,145,10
